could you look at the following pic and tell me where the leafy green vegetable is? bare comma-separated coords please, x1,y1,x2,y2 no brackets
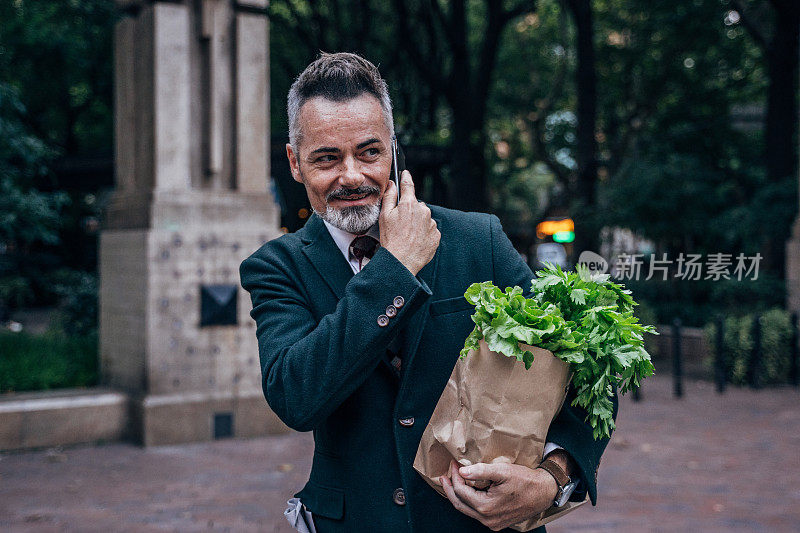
460,263,657,440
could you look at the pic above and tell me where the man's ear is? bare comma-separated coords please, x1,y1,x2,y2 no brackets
286,143,303,184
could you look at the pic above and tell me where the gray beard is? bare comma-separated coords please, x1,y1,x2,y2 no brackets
318,203,381,234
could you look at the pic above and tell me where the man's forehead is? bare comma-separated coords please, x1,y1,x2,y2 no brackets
299,93,383,117
298,94,389,146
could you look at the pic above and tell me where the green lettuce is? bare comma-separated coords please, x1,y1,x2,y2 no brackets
459,263,657,440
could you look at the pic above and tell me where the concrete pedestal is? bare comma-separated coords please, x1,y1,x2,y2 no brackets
99,1,280,446
100,191,282,445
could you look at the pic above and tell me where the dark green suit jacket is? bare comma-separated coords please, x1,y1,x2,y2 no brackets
240,205,615,533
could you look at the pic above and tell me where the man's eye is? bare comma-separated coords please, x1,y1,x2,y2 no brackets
363,148,380,157
316,155,336,163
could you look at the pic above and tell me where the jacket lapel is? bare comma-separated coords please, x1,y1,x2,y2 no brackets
299,210,442,387
300,214,353,300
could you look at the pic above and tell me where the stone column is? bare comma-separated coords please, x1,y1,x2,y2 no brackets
235,0,270,193
153,1,192,192
101,0,283,445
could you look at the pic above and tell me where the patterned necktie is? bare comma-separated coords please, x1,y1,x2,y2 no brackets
349,235,381,271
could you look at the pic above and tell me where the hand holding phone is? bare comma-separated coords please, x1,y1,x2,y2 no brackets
379,171,440,276
380,140,439,276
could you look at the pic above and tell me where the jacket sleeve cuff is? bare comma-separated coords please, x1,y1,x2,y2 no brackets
357,246,433,321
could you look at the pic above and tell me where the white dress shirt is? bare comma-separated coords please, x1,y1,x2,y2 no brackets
323,220,382,274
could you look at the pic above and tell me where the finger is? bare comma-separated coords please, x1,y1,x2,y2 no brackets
399,170,416,202
380,180,397,214
450,461,490,513
458,462,509,483
441,474,482,522
465,478,491,490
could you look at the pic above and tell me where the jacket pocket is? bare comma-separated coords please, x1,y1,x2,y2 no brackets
294,480,345,520
429,296,474,316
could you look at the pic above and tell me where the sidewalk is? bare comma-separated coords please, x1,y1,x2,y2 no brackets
1,376,799,532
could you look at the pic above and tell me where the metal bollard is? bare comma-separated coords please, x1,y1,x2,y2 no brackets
749,315,762,389
715,315,726,393
672,318,683,398
791,313,799,387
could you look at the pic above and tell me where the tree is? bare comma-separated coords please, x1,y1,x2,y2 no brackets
269,0,540,211
483,0,782,322
0,83,69,308
393,0,541,211
731,0,800,275
563,0,599,255
591,0,787,323
0,0,117,156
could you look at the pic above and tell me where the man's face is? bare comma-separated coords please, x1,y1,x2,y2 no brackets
286,94,393,234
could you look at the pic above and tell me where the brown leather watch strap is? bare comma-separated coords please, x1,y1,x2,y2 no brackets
537,458,570,488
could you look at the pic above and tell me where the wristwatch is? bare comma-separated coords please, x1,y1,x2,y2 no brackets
537,458,579,508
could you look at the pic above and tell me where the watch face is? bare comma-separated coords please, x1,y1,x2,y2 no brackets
555,480,579,507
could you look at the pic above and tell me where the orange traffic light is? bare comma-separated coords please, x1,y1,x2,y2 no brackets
536,218,574,240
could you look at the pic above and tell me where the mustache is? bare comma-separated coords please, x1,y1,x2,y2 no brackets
327,185,381,201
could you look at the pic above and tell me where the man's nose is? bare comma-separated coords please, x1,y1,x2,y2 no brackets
338,155,364,188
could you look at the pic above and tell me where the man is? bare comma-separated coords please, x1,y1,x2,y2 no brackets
240,52,615,533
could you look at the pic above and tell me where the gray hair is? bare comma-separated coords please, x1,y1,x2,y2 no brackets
287,52,394,150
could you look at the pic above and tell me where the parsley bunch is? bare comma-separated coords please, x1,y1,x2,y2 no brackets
459,263,656,440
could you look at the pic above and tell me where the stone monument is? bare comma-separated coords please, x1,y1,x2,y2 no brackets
100,0,284,445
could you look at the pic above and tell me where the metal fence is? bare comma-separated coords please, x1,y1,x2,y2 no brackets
632,315,800,401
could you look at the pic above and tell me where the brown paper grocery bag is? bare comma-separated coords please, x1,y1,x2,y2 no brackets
413,339,589,531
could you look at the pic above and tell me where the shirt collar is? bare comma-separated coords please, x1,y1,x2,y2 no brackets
322,219,381,260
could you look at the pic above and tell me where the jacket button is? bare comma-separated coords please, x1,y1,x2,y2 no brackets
392,487,406,506
393,295,405,308
385,304,397,317
377,315,389,327
399,417,414,427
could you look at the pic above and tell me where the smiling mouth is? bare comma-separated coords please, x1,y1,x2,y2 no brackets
337,193,370,201
328,186,380,204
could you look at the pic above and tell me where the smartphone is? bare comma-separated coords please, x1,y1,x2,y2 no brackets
391,135,405,202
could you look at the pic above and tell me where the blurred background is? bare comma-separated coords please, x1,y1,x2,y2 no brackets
1,0,799,531
3,0,800,346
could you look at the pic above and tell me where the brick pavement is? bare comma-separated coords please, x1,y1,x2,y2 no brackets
1,376,799,532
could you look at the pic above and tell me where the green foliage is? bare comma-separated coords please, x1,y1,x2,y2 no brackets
1,83,72,309
461,264,657,439
481,0,782,328
51,270,98,337
0,178,68,248
590,1,790,322
0,0,117,153
634,299,660,357
460,282,583,367
0,2,112,311
623,271,785,328
704,308,794,386
0,84,67,245
0,0,787,326
489,162,557,231
0,329,98,393
0,275,34,309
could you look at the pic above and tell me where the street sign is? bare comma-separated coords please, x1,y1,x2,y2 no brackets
536,243,568,267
